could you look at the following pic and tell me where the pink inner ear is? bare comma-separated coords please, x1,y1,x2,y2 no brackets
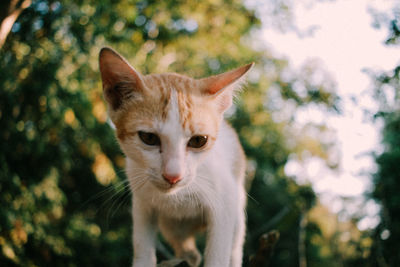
99,48,141,89
204,63,254,95
207,77,234,95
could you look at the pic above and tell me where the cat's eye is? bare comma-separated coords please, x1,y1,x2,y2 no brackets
187,135,208,149
138,131,161,146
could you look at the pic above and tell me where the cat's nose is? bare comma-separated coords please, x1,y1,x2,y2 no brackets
162,173,182,185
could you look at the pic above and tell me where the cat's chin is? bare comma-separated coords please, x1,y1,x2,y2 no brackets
151,181,186,195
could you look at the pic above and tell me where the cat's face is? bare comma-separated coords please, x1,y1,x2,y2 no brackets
99,48,252,193
112,73,222,193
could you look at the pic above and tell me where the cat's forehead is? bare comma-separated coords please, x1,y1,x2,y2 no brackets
119,73,219,137
143,73,199,125
143,73,197,92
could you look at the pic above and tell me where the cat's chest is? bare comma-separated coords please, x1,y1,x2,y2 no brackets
149,191,204,219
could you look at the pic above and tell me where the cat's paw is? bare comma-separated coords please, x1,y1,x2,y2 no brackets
180,250,201,267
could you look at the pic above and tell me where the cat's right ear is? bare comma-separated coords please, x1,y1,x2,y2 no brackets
99,47,144,110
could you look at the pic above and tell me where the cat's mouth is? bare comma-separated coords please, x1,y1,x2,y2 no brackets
151,179,186,193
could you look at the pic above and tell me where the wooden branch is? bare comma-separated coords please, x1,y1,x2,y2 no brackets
249,230,280,267
298,213,307,267
156,229,280,266
0,0,31,48
249,206,290,243
157,259,190,267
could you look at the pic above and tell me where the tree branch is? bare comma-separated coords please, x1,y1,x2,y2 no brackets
0,0,31,48
249,206,290,243
249,230,280,267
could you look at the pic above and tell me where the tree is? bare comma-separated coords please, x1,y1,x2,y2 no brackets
0,0,339,266
368,4,400,266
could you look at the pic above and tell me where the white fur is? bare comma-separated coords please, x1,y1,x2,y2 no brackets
159,90,185,178
128,116,246,267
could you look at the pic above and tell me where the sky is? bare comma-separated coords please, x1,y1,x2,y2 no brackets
260,0,399,229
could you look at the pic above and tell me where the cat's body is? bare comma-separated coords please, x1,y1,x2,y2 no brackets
99,47,253,267
129,120,246,267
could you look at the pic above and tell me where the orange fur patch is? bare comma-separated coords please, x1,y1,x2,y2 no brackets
113,73,221,145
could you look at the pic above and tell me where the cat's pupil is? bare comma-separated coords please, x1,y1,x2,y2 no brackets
188,135,208,148
138,131,161,146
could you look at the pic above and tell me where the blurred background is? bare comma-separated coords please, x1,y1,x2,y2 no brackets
0,0,399,266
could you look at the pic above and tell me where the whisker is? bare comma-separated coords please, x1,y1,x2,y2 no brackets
106,189,128,221
109,189,132,220
79,179,130,211
101,172,148,221
130,176,148,192
246,193,259,205
97,183,131,215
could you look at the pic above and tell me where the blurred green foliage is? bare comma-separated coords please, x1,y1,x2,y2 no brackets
367,6,400,266
0,0,346,266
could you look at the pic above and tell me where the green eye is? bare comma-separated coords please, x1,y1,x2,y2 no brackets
188,135,208,149
138,131,161,146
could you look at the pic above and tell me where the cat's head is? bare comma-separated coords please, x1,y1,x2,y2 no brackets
99,47,252,193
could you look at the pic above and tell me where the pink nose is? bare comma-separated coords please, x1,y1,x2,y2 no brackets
162,174,182,185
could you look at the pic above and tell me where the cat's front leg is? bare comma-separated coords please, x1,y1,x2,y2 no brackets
230,187,247,267
132,199,157,267
203,206,235,267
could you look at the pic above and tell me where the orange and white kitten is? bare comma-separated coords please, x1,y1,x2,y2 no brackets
99,47,253,267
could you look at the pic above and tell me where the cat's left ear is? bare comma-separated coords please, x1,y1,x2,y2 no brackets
200,63,254,112
99,47,145,111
